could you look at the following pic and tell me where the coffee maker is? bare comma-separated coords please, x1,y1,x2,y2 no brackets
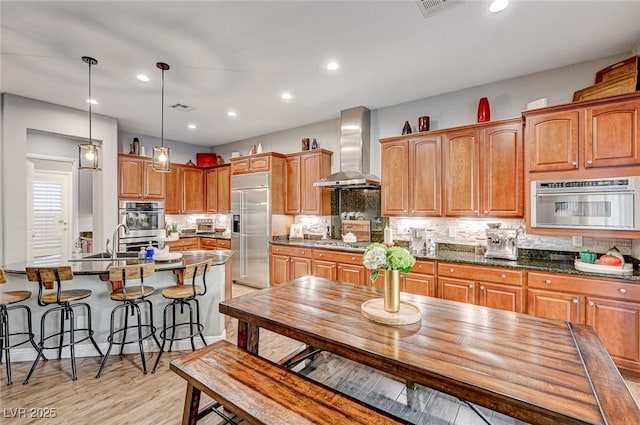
485,223,518,260
410,228,425,255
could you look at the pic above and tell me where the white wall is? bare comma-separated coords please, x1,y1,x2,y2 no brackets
1,94,118,265
119,129,213,165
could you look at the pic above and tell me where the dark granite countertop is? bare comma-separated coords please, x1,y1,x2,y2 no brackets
179,233,231,240
271,240,640,283
2,249,235,276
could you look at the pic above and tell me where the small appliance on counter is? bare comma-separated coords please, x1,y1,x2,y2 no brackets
196,218,214,234
485,223,518,260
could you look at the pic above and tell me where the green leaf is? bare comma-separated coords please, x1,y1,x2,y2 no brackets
370,268,380,282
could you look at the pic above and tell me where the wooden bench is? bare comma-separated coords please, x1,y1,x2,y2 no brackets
170,340,403,425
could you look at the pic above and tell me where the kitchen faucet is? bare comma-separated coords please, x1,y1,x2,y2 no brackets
108,223,129,260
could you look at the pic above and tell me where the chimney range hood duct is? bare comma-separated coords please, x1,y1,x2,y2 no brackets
314,106,380,189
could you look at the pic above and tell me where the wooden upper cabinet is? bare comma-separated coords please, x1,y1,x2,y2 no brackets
206,164,231,213
380,140,409,216
118,154,165,200
586,99,640,168
165,165,181,214
231,152,281,175
482,122,523,217
143,161,165,199
526,110,579,172
285,155,301,214
181,166,205,213
216,165,231,212
285,150,332,215
444,129,480,216
411,136,442,216
119,156,144,198
444,119,523,217
525,93,640,173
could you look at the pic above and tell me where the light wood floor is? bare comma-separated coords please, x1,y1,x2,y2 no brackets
1,284,638,425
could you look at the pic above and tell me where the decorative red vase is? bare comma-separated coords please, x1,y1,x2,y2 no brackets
477,97,490,123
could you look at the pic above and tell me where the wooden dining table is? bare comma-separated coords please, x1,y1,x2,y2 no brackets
219,276,640,425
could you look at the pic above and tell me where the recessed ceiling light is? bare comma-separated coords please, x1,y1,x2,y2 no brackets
136,74,150,82
281,92,292,100
187,124,197,129
326,61,340,71
86,98,99,105
227,111,237,117
489,0,509,13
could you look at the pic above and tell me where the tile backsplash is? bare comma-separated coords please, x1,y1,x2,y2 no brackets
165,213,231,232
388,217,637,257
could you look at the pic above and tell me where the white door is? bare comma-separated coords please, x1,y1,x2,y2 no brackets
28,168,72,262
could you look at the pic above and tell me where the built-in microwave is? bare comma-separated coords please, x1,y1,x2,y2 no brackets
118,201,166,249
531,177,640,231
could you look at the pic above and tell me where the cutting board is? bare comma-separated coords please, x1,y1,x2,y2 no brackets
341,220,370,242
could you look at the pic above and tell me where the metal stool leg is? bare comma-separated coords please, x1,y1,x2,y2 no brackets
24,307,54,385
119,304,130,356
168,302,177,353
1,307,12,384
188,301,196,352
67,305,78,381
145,299,162,349
151,303,171,374
96,303,123,378
58,308,65,360
132,303,148,374
80,302,102,357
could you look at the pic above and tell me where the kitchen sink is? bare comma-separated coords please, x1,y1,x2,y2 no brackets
69,252,140,261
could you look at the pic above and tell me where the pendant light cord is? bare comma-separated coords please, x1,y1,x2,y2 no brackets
88,60,92,145
161,66,164,148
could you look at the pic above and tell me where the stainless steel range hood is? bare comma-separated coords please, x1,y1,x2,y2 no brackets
313,106,380,189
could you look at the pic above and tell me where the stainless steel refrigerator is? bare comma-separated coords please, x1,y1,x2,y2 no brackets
231,172,271,288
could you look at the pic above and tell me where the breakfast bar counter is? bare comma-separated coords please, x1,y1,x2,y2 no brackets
1,250,235,362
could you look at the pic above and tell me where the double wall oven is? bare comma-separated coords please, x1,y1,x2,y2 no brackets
118,201,166,251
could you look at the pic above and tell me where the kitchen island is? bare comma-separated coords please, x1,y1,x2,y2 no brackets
1,250,234,362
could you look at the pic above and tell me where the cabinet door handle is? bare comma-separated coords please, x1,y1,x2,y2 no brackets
474,210,478,214
469,284,474,289
619,288,627,294
588,301,594,306
545,279,552,285
586,159,593,165
572,298,578,304
480,285,485,290
411,209,415,213
572,161,577,167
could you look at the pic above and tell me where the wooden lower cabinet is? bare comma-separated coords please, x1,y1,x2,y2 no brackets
527,288,582,323
270,245,312,285
528,271,640,376
166,238,200,252
200,238,231,251
368,261,435,297
437,263,523,312
312,249,365,286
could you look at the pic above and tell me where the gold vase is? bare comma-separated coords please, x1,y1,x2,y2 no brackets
384,270,400,313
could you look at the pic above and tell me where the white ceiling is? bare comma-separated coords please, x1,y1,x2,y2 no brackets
1,1,639,147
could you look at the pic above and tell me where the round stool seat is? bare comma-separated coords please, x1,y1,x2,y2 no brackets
41,289,92,304
0,290,32,306
110,285,155,301
161,285,203,300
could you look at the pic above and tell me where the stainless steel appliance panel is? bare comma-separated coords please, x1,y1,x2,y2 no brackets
531,177,640,231
231,172,271,289
118,201,166,247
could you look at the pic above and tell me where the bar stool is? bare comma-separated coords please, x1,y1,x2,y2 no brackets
96,263,161,377
0,268,44,385
152,259,212,373
23,266,102,384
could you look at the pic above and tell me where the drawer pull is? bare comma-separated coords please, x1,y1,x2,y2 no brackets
449,268,455,273
319,253,323,257
418,265,422,269
501,274,506,279
619,288,627,294
301,251,305,254
545,279,552,285
351,257,356,261
572,298,578,304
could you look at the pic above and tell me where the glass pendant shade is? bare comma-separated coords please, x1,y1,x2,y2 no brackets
152,61,171,172
79,56,100,171
78,143,101,170
152,146,171,172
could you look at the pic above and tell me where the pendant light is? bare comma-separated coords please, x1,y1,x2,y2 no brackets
78,56,101,171
152,62,171,172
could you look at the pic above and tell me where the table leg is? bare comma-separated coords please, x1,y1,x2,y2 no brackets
237,320,260,354
182,383,201,425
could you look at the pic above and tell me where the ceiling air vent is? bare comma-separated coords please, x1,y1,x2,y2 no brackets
415,0,464,18
169,103,195,112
